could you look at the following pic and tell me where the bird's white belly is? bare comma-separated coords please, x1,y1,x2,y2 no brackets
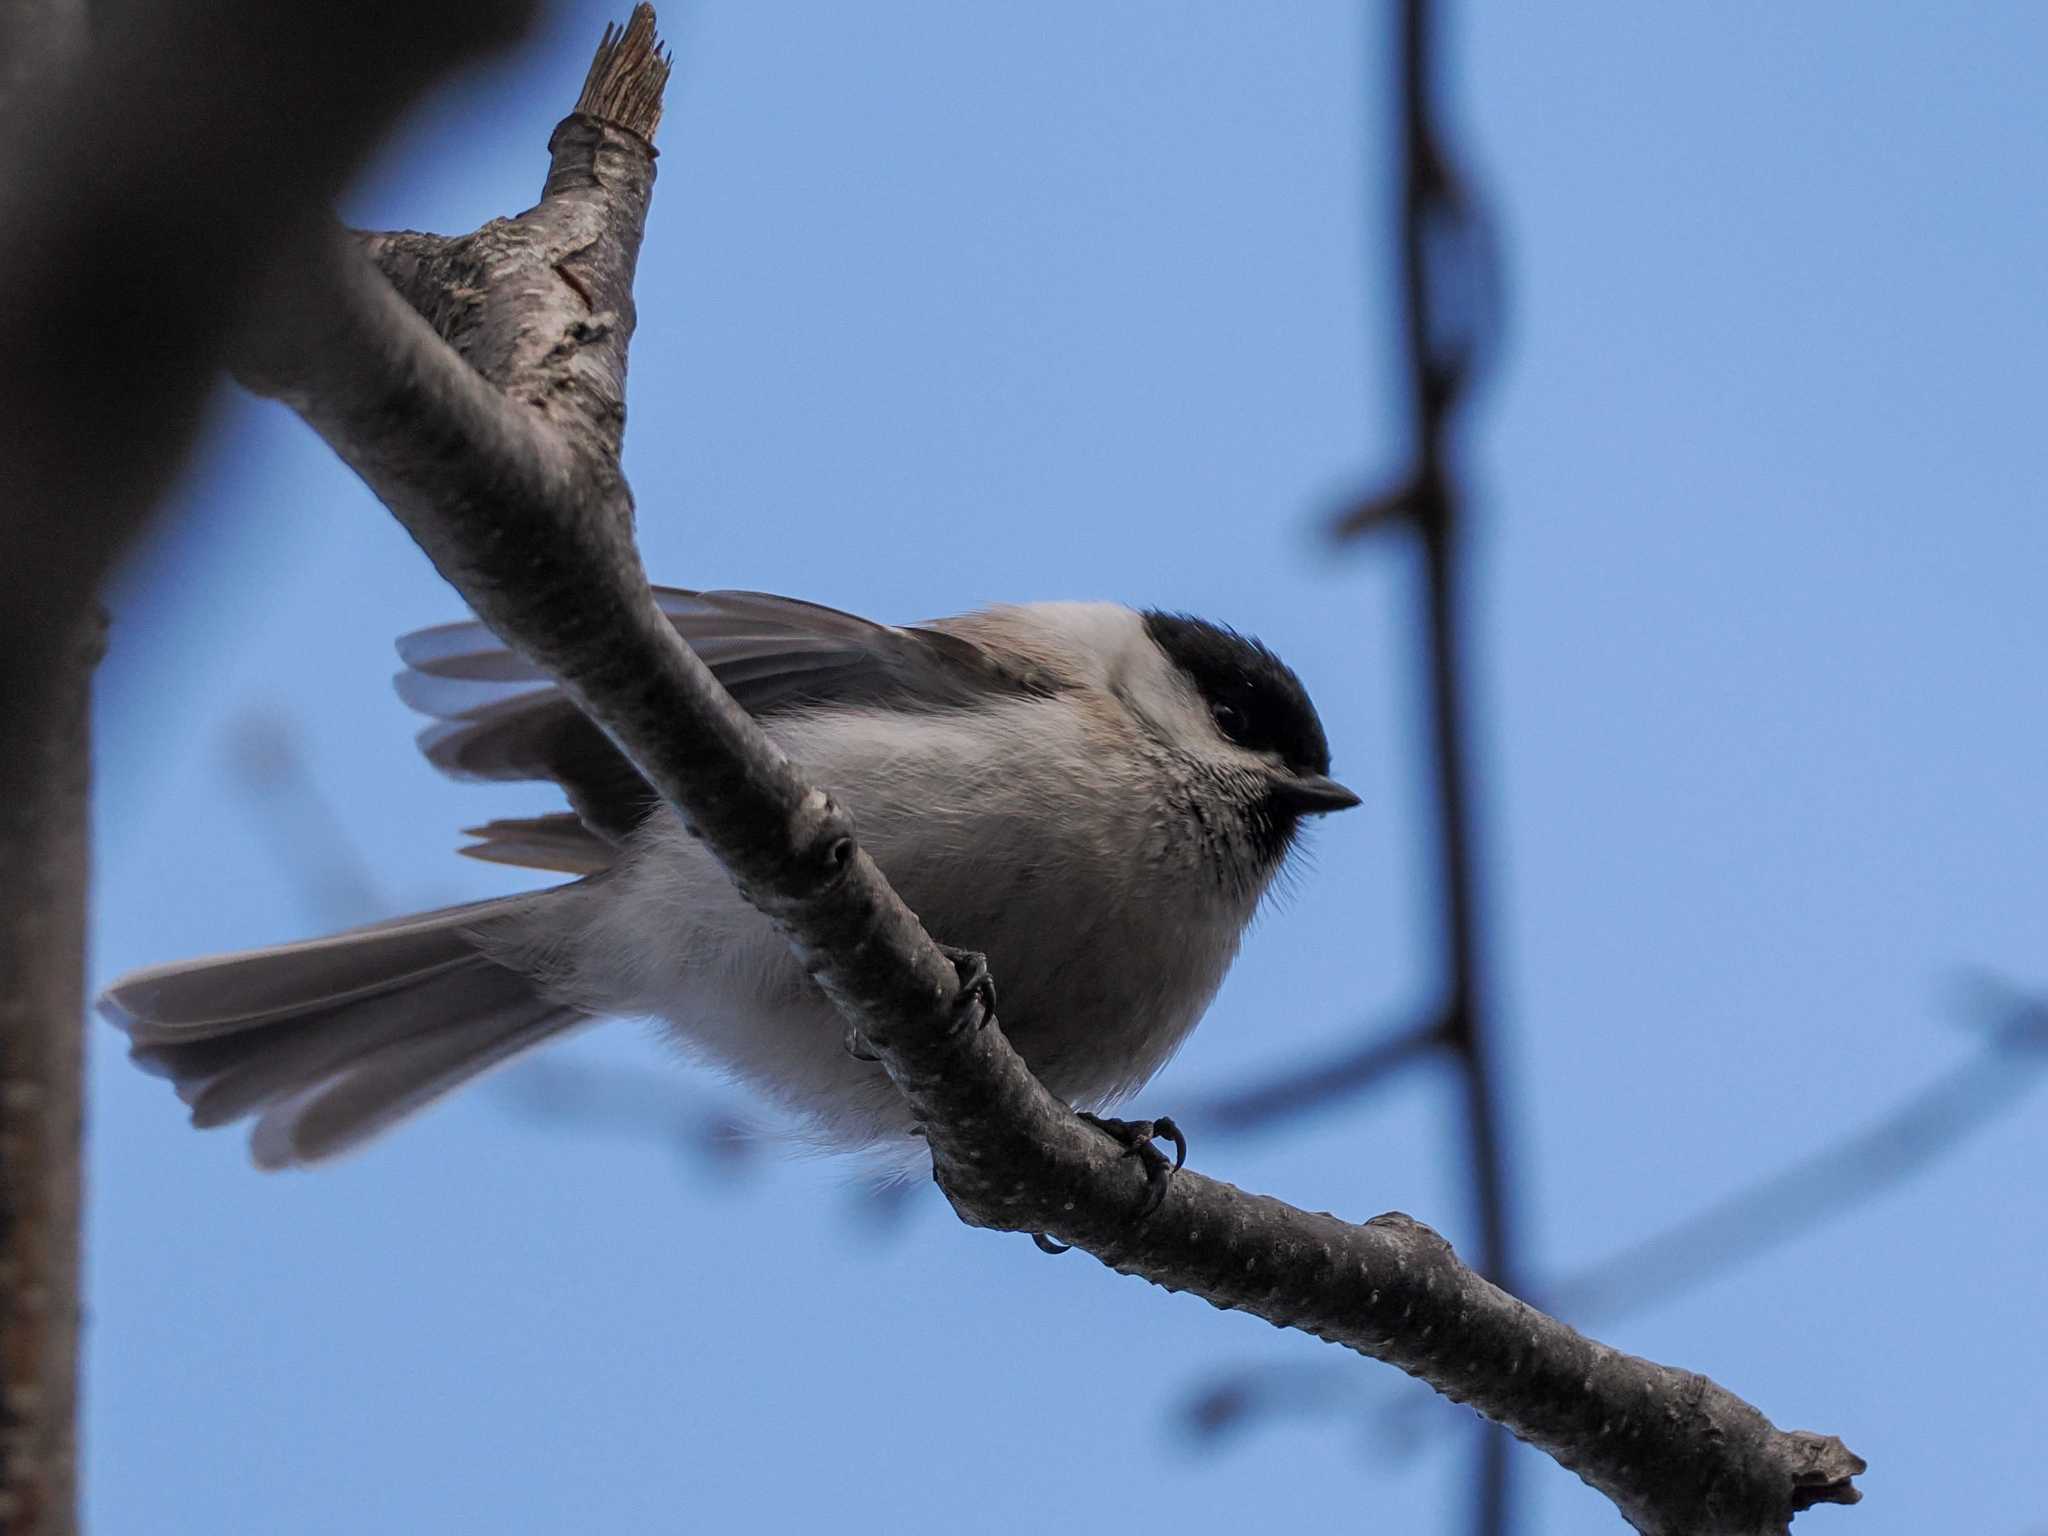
505,701,1259,1160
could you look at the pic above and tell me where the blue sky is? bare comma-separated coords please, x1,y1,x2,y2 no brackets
86,5,2045,1532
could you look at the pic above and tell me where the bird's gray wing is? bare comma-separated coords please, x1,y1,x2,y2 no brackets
394,588,1055,856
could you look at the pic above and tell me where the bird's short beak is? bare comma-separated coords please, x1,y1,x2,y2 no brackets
1266,772,1363,817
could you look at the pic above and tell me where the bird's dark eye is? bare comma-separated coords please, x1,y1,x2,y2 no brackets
1210,698,1249,744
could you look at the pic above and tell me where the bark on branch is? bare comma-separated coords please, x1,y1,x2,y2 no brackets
226,8,1858,1531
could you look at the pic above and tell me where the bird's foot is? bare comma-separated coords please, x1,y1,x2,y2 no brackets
938,944,998,1036
1079,1112,1188,1218
846,946,994,1059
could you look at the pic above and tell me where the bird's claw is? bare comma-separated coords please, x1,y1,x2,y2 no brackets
1079,1112,1188,1217
938,944,998,1036
849,946,994,1056
1025,1116,1188,1244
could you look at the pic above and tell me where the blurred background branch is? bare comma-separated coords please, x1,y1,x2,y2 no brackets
1330,1,1515,1528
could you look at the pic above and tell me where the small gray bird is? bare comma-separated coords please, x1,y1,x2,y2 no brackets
100,590,1358,1172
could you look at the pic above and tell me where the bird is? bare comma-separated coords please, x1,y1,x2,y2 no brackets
98,588,1359,1174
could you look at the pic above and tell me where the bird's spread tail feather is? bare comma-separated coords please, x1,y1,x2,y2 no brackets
100,896,583,1169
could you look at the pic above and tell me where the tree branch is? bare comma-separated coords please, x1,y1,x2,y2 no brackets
220,8,1860,1529
1189,992,2048,1460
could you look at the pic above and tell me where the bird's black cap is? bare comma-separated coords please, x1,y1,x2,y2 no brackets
1141,611,1333,777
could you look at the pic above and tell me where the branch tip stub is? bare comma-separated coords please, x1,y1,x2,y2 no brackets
576,5,672,142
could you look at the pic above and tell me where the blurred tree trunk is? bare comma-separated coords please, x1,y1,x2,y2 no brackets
0,0,526,1523
2,6,95,1531
0,12,94,1533
0,620,96,1536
